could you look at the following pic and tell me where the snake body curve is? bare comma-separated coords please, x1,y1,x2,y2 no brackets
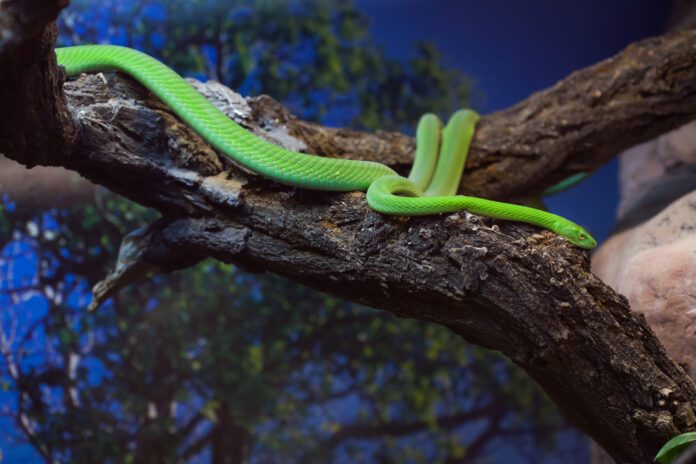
55,45,597,249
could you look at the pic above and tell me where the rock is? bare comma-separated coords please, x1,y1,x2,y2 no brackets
593,190,696,377
618,119,696,218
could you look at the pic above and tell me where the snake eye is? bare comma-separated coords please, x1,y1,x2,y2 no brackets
579,233,586,240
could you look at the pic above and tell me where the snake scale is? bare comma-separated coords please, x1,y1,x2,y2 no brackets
55,45,597,249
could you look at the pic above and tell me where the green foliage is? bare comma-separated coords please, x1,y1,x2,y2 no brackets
656,432,696,464
59,0,473,131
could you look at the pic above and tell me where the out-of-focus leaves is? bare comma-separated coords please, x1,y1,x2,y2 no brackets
58,0,472,131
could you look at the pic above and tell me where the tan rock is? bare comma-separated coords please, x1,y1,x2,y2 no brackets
618,119,696,218
593,190,696,376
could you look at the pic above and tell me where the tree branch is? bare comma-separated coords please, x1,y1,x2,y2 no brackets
3,7,696,462
320,401,502,452
282,26,696,199
0,1,75,167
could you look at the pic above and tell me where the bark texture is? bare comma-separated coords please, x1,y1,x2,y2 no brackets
0,2,75,167
3,5,696,462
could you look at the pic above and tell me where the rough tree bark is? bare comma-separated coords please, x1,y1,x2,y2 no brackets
2,3,696,463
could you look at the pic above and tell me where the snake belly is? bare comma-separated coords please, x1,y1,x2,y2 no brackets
55,45,597,249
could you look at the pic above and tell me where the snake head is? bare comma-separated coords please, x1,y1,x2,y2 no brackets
555,222,597,249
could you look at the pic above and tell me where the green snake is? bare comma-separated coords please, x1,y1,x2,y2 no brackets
55,45,597,249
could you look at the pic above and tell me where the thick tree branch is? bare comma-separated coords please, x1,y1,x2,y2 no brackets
285,26,696,199
3,8,696,462
0,2,75,168
466,27,696,198
0,0,67,57
320,401,503,452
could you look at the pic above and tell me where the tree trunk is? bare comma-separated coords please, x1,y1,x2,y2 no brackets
211,402,251,464
3,3,696,462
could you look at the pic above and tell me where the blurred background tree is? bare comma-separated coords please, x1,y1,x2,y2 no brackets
58,0,472,131
0,0,585,462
